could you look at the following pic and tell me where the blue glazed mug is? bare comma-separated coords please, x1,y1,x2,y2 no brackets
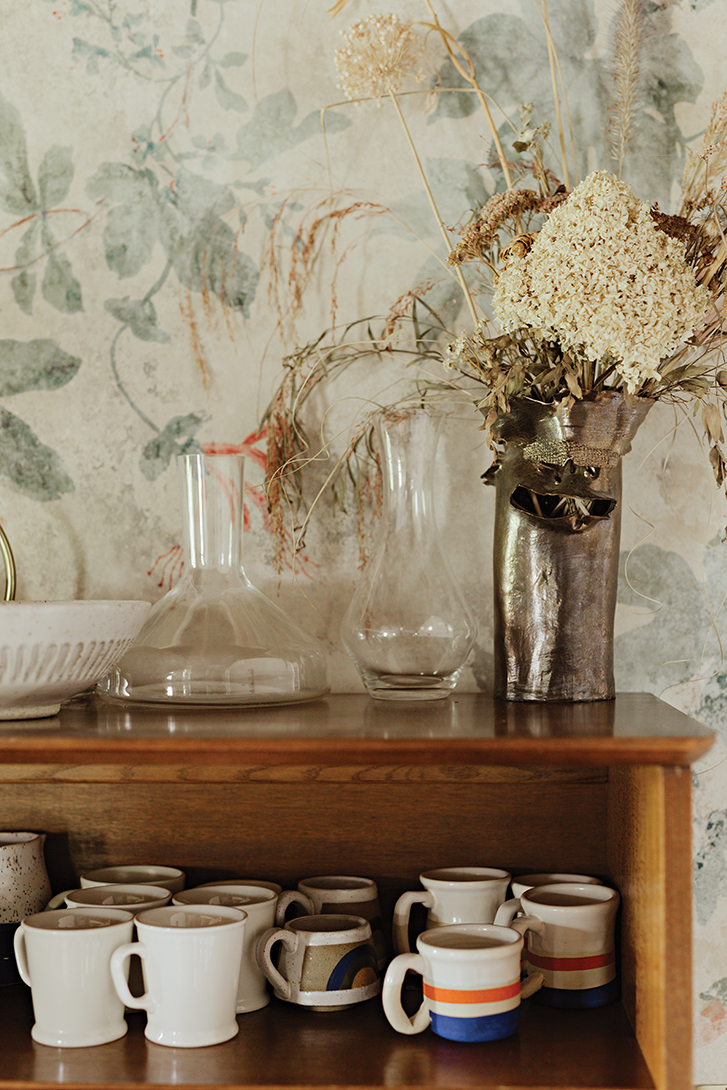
382,922,542,1043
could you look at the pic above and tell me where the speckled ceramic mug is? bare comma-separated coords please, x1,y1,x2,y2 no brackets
256,913,380,1011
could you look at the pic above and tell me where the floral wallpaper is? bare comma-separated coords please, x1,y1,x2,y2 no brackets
2,0,727,1079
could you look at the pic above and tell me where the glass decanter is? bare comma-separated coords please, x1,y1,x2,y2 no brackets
340,407,477,700
98,452,329,706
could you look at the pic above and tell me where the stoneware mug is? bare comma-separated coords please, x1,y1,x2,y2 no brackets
173,883,312,1012
256,913,380,1011
382,922,543,1042
510,873,603,900
13,907,134,1047
494,882,620,1008
79,864,185,894
393,867,511,954
297,875,387,970
110,904,246,1047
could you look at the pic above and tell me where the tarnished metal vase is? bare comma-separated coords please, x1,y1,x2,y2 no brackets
485,393,652,702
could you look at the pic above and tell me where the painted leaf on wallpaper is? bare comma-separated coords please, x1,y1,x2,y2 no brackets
37,145,74,208
159,169,259,315
0,91,37,216
105,297,170,343
0,339,81,396
695,809,727,925
140,414,205,481
87,164,160,279
0,409,74,501
41,248,83,314
427,8,701,210
233,90,351,170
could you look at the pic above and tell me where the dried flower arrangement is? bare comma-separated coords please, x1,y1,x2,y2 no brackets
259,1,727,570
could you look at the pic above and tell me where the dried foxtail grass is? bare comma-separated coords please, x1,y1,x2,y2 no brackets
607,0,647,177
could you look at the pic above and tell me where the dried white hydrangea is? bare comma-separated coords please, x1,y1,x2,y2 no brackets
334,13,423,102
493,170,711,392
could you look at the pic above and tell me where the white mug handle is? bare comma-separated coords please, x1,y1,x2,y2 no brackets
392,890,434,954
46,890,72,910
255,927,298,1000
274,890,314,926
494,897,522,926
12,927,31,987
381,952,430,1034
507,913,545,998
110,942,150,1011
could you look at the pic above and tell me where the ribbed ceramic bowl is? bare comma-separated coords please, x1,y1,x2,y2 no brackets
0,600,151,720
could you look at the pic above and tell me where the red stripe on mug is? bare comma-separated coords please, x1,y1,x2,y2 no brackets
423,980,520,1004
527,950,615,972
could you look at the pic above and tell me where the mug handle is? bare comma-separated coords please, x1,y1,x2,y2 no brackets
493,897,522,926
12,927,31,987
274,890,314,926
381,953,430,1035
392,891,434,954
110,943,150,1011
507,914,545,998
255,927,298,1001
46,890,73,910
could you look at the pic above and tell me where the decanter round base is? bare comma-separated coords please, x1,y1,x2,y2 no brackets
363,675,455,701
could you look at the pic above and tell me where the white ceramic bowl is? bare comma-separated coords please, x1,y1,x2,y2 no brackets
0,600,151,719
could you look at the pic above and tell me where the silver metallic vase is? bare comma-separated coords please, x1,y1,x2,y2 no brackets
484,393,652,702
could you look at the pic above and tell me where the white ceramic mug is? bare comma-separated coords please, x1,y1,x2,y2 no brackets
393,867,511,953
382,922,543,1042
256,913,380,1010
14,907,134,1047
494,882,620,1008
110,904,246,1047
172,883,312,1012
297,875,387,970
56,884,173,911
510,873,603,900
79,864,185,893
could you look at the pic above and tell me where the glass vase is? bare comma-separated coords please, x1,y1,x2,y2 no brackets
98,453,330,706
341,407,476,700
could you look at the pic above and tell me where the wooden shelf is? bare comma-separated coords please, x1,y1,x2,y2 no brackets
0,691,714,770
0,983,654,1089
0,692,713,1090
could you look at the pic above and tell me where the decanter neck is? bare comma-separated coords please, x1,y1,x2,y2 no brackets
178,453,244,572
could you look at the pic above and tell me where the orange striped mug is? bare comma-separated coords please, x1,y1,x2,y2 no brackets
495,883,620,1008
382,922,542,1042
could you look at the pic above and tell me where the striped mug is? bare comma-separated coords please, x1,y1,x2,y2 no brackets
494,882,620,1008
382,922,542,1043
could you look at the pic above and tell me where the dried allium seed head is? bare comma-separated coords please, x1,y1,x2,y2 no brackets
334,13,423,102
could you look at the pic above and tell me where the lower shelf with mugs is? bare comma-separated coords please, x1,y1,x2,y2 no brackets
0,691,713,1090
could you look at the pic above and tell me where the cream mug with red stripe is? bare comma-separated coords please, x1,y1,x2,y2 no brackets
494,883,620,1008
382,922,543,1042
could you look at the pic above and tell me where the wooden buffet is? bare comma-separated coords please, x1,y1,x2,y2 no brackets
0,690,714,1090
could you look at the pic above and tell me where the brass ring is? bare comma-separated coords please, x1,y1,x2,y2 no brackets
0,524,16,601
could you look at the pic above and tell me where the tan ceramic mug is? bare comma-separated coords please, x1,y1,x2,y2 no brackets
256,913,380,1010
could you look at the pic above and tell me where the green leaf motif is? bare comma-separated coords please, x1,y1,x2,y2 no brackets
87,164,161,278
105,296,171,342
0,90,37,215
38,146,74,208
11,270,36,315
219,52,247,68
160,169,259,315
0,408,74,500
12,220,40,314
42,250,83,314
0,339,81,396
214,70,247,113
140,414,204,480
233,90,351,169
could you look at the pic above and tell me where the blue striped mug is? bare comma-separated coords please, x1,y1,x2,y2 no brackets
495,883,620,1008
382,922,542,1042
